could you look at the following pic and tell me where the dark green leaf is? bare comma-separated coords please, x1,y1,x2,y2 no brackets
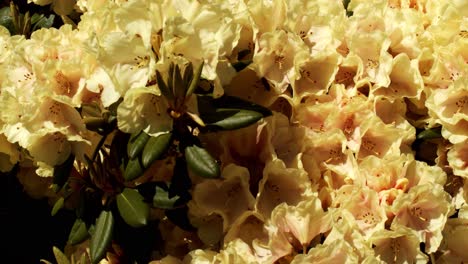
153,185,181,209
116,188,150,228
212,95,272,117
417,127,442,140
182,62,194,91
127,131,150,160
123,158,144,181
51,197,64,216
205,108,263,130
185,145,220,178
53,154,75,192
173,64,185,107
186,61,204,97
90,210,114,264
142,132,172,168
156,70,174,101
0,7,15,34
232,60,252,72
52,246,70,264
83,117,108,134
68,218,89,245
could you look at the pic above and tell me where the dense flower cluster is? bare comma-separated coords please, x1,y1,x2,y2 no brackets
1,0,467,263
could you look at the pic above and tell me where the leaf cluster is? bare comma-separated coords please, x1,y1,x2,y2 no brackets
48,61,271,263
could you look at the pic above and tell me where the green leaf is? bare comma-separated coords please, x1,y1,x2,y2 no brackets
52,247,70,264
211,95,272,117
142,132,172,168
68,219,89,245
117,188,150,228
90,210,114,264
173,64,185,107
0,7,15,34
127,130,150,160
186,61,204,97
232,60,252,72
185,145,220,178
156,70,174,101
83,117,108,134
182,62,194,91
205,109,263,130
31,14,55,31
153,185,181,209
123,157,144,181
51,197,64,216
417,127,442,140
53,154,75,192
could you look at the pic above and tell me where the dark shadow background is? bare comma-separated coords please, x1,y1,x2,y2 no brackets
2,167,75,263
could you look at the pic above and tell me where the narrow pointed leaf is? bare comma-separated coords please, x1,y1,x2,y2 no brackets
90,210,114,264
127,131,150,159
153,185,181,209
117,188,150,228
186,61,204,97
185,145,220,178
51,197,64,216
417,126,442,140
68,218,89,245
52,247,70,264
123,158,144,181
182,62,194,91
156,70,174,101
53,154,75,192
142,132,172,168
205,109,263,130
210,95,272,117
173,64,185,106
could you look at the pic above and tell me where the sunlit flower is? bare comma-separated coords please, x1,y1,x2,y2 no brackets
426,77,468,144
372,53,424,100
391,183,453,253
290,240,360,264
255,159,313,219
269,197,332,250
333,185,387,238
370,226,428,264
252,30,309,94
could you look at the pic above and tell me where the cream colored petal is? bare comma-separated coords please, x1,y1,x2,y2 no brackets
255,159,312,218
190,164,255,231
447,140,468,178
391,183,453,253
117,87,173,136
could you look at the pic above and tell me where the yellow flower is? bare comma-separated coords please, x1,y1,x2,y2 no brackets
255,159,313,219
447,140,468,178
372,53,424,100
189,164,255,232
333,185,388,238
370,227,428,264
391,183,453,253
269,198,332,248
252,30,309,94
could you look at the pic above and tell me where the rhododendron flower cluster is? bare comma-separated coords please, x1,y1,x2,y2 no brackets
1,0,468,263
